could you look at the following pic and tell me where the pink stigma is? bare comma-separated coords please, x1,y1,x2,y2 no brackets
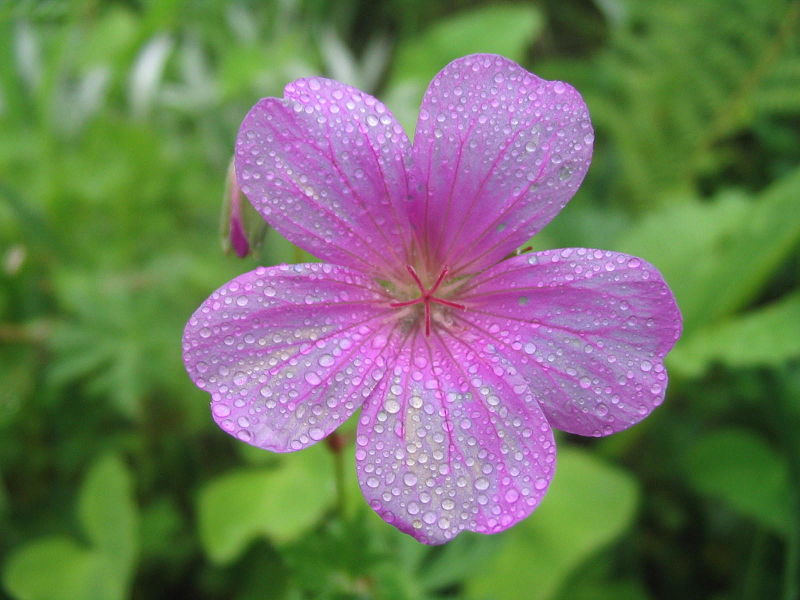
390,265,466,336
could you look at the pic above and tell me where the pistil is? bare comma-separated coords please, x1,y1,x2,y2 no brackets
390,265,466,335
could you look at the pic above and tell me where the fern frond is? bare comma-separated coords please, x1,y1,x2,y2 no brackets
581,0,800,208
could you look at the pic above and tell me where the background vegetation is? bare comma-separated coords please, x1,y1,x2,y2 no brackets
1,0,799,598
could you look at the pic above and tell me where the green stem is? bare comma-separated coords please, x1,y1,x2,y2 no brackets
326,432,348,519
741,526,766,600
775,368,800,600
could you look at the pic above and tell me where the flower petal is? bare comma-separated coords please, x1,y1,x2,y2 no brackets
456,249,682,436
356,327,556,544
182,263,396,451
236,78,414,280
411,54,593,276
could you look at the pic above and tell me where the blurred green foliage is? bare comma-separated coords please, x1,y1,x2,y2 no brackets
1,0,799,598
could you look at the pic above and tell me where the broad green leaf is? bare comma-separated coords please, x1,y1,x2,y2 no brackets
418,532,504,592
615,191,747,335
3,454,139,600
669,292,800,377
616,167,800,335
465,447,639,600
3,538,96,600
78,454,138,566
683,428,790,535
555,579,650,600
702,168,800,322
386,4,542,131
393,4,542,83
198,442,335,563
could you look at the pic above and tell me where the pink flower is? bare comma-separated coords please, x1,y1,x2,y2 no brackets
183,54,681,544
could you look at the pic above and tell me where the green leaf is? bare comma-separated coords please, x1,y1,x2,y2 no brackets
465,447,639,600
78,454,138,566
2,454,139,600
669,292,800,377
198,442,335,564
386,4,542,131
616,167,800,335
417,533,504,592
3,538,96,600
683,428,790,535
393,4,542,83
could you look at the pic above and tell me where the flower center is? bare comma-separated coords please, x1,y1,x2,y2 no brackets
390,265,466,336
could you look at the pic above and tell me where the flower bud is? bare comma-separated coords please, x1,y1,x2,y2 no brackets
221,160,251,258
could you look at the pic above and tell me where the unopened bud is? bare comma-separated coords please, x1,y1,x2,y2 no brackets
221,159,267,258
224,160,250,257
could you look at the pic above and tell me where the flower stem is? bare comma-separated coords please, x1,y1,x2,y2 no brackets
773,368,800,600
326,431,348,518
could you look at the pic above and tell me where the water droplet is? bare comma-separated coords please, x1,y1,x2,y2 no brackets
212,404,230,418
403,472,418,486
305,372,322,385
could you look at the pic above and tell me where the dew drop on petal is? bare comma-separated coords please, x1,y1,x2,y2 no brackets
212,404,230,418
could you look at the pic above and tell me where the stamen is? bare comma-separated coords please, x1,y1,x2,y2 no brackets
428,267,450,296
431,297,466,310
405,264,426,293
389,298,423,308
390,265,466,336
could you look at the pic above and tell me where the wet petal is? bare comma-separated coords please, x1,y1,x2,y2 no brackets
411,54,593,276
182,263,396,451
356,327,556,544
236,78,414,280
456,250,682,436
